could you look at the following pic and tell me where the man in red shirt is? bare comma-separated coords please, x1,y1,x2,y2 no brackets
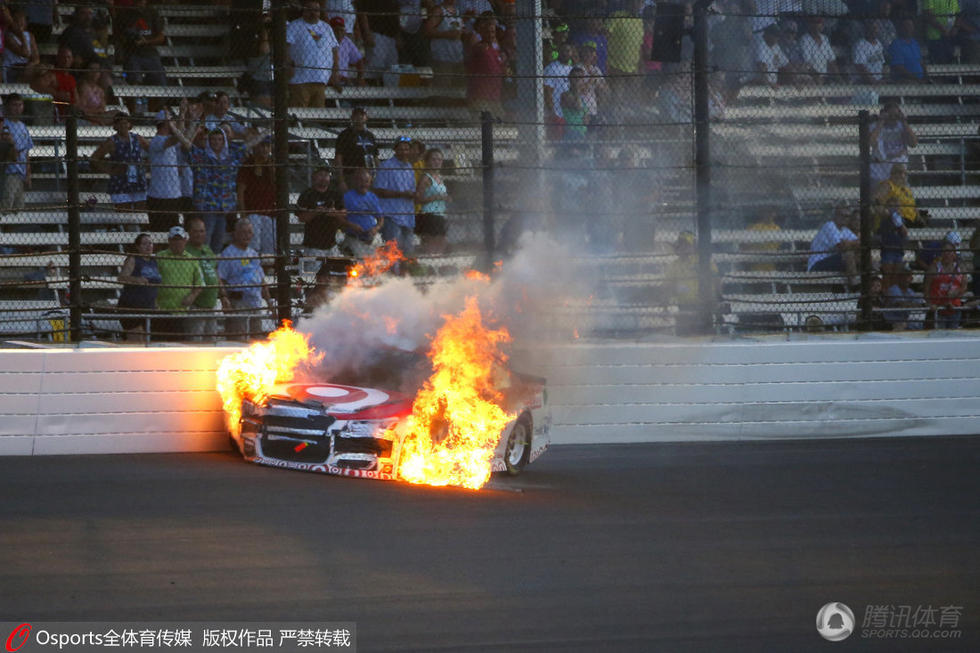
236,138,276,259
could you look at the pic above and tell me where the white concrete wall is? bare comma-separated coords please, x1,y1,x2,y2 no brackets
1,335,977,455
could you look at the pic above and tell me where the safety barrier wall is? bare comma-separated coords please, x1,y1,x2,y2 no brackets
1,335,978,456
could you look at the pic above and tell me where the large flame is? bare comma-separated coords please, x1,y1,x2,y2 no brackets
393,297,516,490
349,241,406,281
216,321,318,436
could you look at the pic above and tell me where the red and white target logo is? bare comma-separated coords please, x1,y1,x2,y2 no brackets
5,623,30,653
287,384,390,413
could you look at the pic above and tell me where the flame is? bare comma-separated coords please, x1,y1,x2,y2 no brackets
464,269,490,282
349,241,406,281
216,321,319,437
392,297,515,490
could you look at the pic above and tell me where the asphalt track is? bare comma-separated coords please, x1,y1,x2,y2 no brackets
1,437,978,652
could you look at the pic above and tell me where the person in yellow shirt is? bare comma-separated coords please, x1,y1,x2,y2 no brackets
741,207,785,272
874,163,919,230
664,231,719,332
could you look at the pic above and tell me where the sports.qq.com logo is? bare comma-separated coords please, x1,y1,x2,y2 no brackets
5,623,31,653
816,602,855,641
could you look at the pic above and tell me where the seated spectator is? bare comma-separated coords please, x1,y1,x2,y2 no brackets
3,8,40,84
869,0,898,50
342,167,385,258
157,225,204,341
0,94,33,214
664,231,720,333
204,92,247,138
853,20,886,84
870,103,918,186
877,201,909,275
807,201,859,284
414,148,450,254
874,163,919,227
58,6,98,70
297,166,349,258
799,17,839,83
577,41,609,122
219,219,271,341
77,63,113,126
922,0,966,64
755,25,791,87
330,16,364,86
286,0,340,107
888,18,927,82
30,48,79,121
117,0,167,111
90,112,150,213
883,266,927,330
374,137,418,255
914,230,961,271
236,138,277,257
466,13,507,117
116,232,162,343
926,239,969,329
741,207,786,272
425,0,466,88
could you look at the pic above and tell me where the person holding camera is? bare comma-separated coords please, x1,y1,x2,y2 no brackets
870,101,918,186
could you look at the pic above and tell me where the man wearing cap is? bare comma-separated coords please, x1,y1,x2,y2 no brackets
219,218,271,341
335,107,379,191
286,0,340,107
807,202,859,283
330,16,364,86
156,225,203,340
373,137,418,255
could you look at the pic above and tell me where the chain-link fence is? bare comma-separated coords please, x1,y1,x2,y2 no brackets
0,0,977,343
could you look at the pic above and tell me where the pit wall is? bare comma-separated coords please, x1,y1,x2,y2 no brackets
1,335,978,456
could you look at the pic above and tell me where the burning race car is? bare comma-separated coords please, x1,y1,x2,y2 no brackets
229,372,550,485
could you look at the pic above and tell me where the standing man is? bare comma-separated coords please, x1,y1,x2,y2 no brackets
296,166,348,258
236,137,276,258
184,215,222,341
156,225,203,340
334,106,379,191
219,219,271,341
286,0,340,107
1,93,32,213
373,136,417,256
117,0,168,109
147,105,195,232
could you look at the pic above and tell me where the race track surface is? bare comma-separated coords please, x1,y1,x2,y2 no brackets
1,437,978,652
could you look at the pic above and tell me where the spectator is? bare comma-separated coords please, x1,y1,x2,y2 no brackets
374,136,418,256
888,18,927,82
117,0,168,100
286,0,340,107
326,0,358,36
573,14,609,74
916,230,962,271
544,22,569,67
755,24,791,87
47,46,79,121
926,239,968,328
236,138,276,258
359,0,402,84
869,0,898,50
330,16,364,86
116,232,162,343
90,111,149,214
183,215,222,342
807,201,859,285
605,0,645,113
25,0,56,44
90,17,115,88
296,166,348,258
204,92,247,137
466,13,507,116
414,148,450,254
664,231,719,333
741,207,785,271
398,0,431,67
184,128,268,253
883,266,927,330
219,218,271,341
341,167,385,258
561,67,590,142
577,41,608,122
0,94,32,214
799,17,838,82
77,63,112,126
425,0,466,87
58,6,98,70
334,106,379,191
459,0,493,32
853,20,886,84
147,105,196,232
870,103,918,186
543,42,575,135
244,22,273,109
874,163,919,227
3,8,39,84
922,0,965,64
877,201,909,275
156,225,203,341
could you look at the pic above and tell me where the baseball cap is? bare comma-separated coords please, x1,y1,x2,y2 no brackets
329,16,345,29
945,230,962,245
168,225,189,240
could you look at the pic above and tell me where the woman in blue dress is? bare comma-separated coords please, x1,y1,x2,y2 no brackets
116,232,161,342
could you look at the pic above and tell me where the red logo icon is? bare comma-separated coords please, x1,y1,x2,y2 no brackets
5,623,30,652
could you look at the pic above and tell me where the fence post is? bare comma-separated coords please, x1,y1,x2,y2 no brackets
858,110,872,330
66,112,82,342
481,110,495,266
272,2,292,328
693,0,713,333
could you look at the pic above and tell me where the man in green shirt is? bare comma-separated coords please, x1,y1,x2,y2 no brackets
156,225,202,340
922,0,963,63
184,216,222,341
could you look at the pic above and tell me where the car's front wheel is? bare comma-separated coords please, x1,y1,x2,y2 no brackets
503,416,532,476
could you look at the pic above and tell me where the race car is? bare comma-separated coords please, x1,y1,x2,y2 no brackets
229,364,550,482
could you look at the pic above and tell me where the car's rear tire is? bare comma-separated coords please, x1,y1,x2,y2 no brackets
504,416,532,476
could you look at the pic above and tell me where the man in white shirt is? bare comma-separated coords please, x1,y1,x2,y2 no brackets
808,202,859,284
543,42,574,121
0,93,33,212
799,16,838,82
853,20,885,84
286,0,340,107
754,25,789,87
